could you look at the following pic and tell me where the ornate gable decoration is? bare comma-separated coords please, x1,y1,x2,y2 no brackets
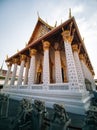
28,17,53,45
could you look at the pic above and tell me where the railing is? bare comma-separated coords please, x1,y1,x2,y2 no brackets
30,83,69,90
31,84,43,89
4,83,69,90
10,85,17,88
19,85,28,89
49,83,69,90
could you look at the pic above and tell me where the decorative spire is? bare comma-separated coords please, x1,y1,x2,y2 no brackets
45,18,48,23
17,49,19,53
69,8,72,19
6,54,8,60
37,11,40,18
61,19,62,24
25,42,28,47
82,37,84,42
54,21,57,27
0,60,4,71
82,37,85,43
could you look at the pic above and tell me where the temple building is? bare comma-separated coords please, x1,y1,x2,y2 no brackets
2,12,96,115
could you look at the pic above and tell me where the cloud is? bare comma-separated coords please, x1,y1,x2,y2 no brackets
72,5,84,14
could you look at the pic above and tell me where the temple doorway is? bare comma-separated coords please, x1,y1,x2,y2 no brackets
37,72,41,84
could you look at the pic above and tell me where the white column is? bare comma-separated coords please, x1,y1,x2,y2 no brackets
17,55,26,86
61,30,79,91
23,58,29,85
28,49,37,86
80,55,96,90
79,54,86,78
90,70,96,90
42,41,50,89
10,59,18,85
72,45,86,90
88,68,96,90
4,62,12,86
85,64,93,85
55,50,62,83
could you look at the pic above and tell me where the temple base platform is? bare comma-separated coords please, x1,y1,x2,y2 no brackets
2,85,93,115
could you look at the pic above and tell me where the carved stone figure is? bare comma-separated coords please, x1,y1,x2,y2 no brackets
12,98,33,130
33,99,49,130
83,105,97,130
52,104,69,124
91,91,97,106
0,94,9,118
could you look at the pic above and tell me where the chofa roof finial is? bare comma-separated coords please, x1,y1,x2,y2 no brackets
6,54,8,60
69,8,72,19
37,11,40,18
82,37,84,42
54,21,57,27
